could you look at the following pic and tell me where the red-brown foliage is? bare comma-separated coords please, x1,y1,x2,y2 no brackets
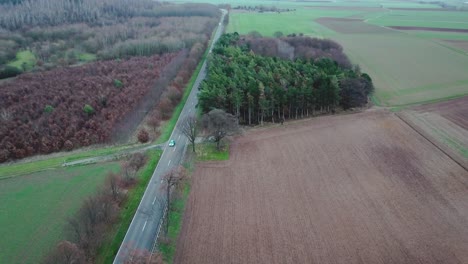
43,241,86,264
137,129,149,143
0,53,180,162
167,86,182,105
157,98,174,120
147,112,161,132
242,36,352,68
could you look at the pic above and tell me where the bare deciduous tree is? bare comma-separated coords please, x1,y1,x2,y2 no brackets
202,108,239,150
106,172,122,202
122,153,147,183
129,152,147,171
178,115,198,152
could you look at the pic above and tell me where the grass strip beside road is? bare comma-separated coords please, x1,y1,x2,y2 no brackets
94,29,218,261
159,180,191,264
96,149,162,264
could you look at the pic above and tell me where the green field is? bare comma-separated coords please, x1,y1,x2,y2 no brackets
405,30,468,41
334,31,468,106
227,8,356,37
0,162,120,264
222,0,468,106
368,10,468,29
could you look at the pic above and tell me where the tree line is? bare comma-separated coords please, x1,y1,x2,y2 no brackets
199,33,374,125
0,0,220,30
233,5,295,13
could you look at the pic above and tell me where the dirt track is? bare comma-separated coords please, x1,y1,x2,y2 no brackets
175,110,468,264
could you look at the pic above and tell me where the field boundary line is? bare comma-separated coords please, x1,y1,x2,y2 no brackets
62,144,164,167
395,112,468,172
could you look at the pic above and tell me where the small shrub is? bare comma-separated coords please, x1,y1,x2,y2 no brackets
273,31,284,38
113,79,123,89
137,129,149,143
44,105,54,113
83,104,94,115
248,30,262,38
64,140,73,151
0,65,22,79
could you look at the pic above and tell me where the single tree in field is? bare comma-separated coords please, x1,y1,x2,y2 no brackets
178,115,198,152
160,166,186,235
273,31,284,38
202,108,239,150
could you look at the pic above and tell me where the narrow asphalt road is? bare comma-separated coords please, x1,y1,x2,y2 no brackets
113,9,227,263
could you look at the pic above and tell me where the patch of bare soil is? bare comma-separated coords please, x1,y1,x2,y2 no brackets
410,96,468,130
398,96,468,169
316,17,392,34
443,39,468,52
175,110,468,264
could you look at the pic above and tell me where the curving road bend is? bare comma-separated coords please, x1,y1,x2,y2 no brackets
113,9,227,263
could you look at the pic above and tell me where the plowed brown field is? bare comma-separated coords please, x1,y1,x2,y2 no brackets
398,96,468,169
175,110,468,264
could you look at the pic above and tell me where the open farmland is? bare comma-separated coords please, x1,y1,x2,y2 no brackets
175,110,468,264
224,2,468,107
443,39,468,52
323,21,468,106
398,96,468,168
0,162,120,264
368,9,468,30
227,8,357,37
